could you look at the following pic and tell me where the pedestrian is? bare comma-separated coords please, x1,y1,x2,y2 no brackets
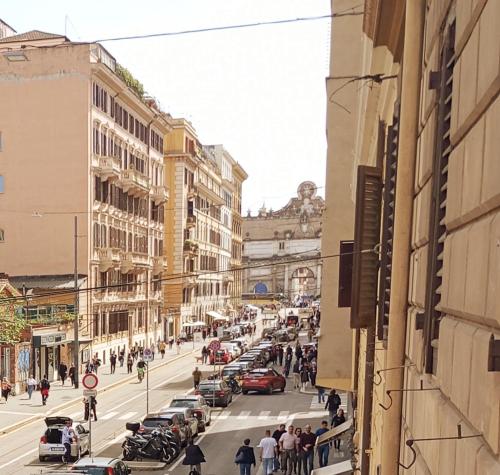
159,341,166,359
279,425,299,475
292,361,301,390
85,359,93,374
68,364,76,387
62,419,77,464
192,367,202,389
119,350,125,367
202,329,207,341
168,337,174,350
294,427,303,475
127,353,133,374
201,346,208,364
316,385,326,404
315,420,330,467
278,345,284,366
331,409,346,450
59,361,68,386
150,343,156,361
182,439,206,474
110,353,117,374
235,438,256,475
325,389,341,425
284,353,292,378
40,374,50,405
309,360,317,387
176,339,181,355
298,424,317,475
307,328,313,342
1,377,12,402
83,395,97,421
295,345,303,362
257,429,277,475
26,376,37,399
300,362,310,391
272,424,286,471
92,355,101,374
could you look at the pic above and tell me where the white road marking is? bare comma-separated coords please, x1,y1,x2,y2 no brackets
0,410,40,416
217,411,231,420
278,411,289,421
237,410,251,420
258,410,271,420
0,448,37,469
100,411,119,420
68,411,82,419
118,411,137,420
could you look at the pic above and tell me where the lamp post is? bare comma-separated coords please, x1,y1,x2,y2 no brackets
73,216,79,389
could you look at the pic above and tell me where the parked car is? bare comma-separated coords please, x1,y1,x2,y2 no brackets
241,368,286,395
72,457,131,474
139,412,186,447
221,365,246,380
39,417,89,462
169,394,212,429
238,353,262,368
159,408,199,439
209,348,233,365
220,342,241,358
230,339,248,353
195,379,233,407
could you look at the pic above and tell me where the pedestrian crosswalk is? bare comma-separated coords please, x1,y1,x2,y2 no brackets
309,393,348,412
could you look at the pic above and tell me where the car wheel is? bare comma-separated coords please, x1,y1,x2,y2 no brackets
242,389,248,395
280,385,285,392
206,415,211,426
38,456,46,462
267,385,273,395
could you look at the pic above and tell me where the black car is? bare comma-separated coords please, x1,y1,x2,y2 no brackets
195,380,232,407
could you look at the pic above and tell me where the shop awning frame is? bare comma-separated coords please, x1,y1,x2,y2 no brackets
316,419,353,446
207,311,229,321
311,460,353,474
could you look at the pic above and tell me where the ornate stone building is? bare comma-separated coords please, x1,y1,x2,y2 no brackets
242,182,324,302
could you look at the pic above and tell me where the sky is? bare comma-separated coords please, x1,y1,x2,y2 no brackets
2,0,331,213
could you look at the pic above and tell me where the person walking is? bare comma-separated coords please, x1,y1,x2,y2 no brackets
182,439,206,474
110,353,117,374
26,376,37,399
300,362,310,391
257,430,277,475
61,419,78,464
192,367,202,389
1,377,12,402
309,360,317,387
119,350,125,367
68,364,76,387
235,438,256,475
201,346,209,364
279,425,299,475
294,427,303,475
168,337,174,350
159,341,166,359
278,345,284,366
176,338,181,355
298,424,317,475
83,395,97,421
59,361,68,386
331,409,346,450
316,385,326,404
272,424,286,471
315,420,330,467
292,361,301,390
40,374,50,405
284,352,292,378
126,353,133,374
325,389,341,426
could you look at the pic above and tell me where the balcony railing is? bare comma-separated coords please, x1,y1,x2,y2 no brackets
120,167,150,196
183,240,199,255
153,256,167,274
195,179,224,205
150,185,169,204
97,248,121,271
187,185,198,200
186,215,197,228
92,155,121,181
120,251,152,272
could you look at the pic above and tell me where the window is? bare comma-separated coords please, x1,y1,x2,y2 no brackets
423,22,455,374
0,175,4,192
0,131,3,151
338,241,354,307
0,228,4,242
278,241,285,250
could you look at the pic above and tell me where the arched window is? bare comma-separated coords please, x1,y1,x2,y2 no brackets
93,223,100,247
101,224,107,247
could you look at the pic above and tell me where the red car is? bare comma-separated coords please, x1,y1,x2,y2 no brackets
209,349,232,365
241,368,286,395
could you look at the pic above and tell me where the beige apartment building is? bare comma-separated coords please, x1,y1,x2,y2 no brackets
318,0,499,474
164,121,247,334
0,30,171,367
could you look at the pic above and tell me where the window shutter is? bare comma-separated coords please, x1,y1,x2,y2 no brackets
351,165,382,328
424,22,455,374
338,240,354,307
377,109,400,340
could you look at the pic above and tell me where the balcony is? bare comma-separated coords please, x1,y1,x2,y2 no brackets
187,185,198,200
153,256,167,274
92,155,121,181
120,251,152,273
150,185,169,205
184,273,197,287
195,179,224,205
223,274,234,283
183,240,199,256
120,166,150,196
97,248,121,272
186,215,197,228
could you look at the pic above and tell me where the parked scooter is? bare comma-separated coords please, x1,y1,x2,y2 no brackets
227,375,242,394
122,423,174,463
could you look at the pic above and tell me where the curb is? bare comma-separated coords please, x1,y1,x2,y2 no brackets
0,348,200,437
126,461,167,471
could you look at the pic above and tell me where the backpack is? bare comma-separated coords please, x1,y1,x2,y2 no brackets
41,379,50,390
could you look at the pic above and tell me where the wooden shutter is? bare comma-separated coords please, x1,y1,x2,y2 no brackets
338,240,354,307
351,166,382,328
377,109,400,340
424,22,455,374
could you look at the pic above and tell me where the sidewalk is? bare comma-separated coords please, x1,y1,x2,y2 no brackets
0,341,204,435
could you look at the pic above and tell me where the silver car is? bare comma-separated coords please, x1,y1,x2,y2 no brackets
169,394,212,429
38,416,89,462
158,408,199,439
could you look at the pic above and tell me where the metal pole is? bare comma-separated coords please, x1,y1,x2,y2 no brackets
213,353,215,408
146,361,149,414
73,216,79,389
88,396,92,458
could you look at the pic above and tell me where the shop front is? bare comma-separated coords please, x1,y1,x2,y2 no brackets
32,330,67,382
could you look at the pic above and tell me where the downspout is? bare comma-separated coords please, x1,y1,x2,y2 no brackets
360,326,375,474
380,1,425,473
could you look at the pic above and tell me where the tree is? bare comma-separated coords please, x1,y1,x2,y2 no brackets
116,63,145,99
0,300,27,344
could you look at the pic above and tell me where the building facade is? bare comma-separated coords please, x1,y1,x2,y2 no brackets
318,0,500,474
163,121,247,333
0,31,171,369
242,182,324,303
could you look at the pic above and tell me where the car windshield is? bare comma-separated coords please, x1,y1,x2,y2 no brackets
143,418,172,427
199,382,220,390
247,372,268,378
170,400,195,408
73,468,108,475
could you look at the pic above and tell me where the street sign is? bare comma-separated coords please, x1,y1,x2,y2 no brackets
208,340,220,351
82,373,98,390
83,389,97,397
143,347,153,362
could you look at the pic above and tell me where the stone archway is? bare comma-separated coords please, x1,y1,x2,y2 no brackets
290,267,315,299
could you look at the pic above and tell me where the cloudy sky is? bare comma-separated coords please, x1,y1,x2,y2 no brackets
2,0,332,212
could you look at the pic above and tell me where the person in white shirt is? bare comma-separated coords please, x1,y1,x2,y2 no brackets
61,419,78,463
279,425,299,475
26,377,37,400
257,430,277,475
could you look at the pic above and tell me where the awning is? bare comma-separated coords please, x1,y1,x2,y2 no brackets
245,305,259,311
64,336,93,344
311,460,353,475
182,320,206,327
207,311,229,321
316,419,353,446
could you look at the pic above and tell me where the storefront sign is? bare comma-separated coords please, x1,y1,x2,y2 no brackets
32,332,67,348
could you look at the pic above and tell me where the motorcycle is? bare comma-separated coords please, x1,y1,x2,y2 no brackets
227,376,242,394
122,423,175,463
137,366,145,382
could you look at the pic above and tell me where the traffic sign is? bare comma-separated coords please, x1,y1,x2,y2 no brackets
82,373,98,390
208,340,220,351
143,348,153,362
83,389,97,397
